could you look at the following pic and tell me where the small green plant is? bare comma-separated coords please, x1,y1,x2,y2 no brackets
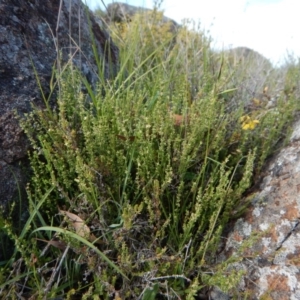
1,3,300,299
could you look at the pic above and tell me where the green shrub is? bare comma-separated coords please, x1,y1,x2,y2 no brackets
1,4,299,299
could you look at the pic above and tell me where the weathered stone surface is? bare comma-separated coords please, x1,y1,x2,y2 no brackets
225,47,273,69
220,47,277,113
0,0,118,208
105,2,179,32
215,119,300,299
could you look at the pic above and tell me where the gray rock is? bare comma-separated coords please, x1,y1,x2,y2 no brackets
209,286,231,300
225,47,272,69
106,2,178,24
218,118,300,299
105,2,179,32
0,0,118,209
219,47,276,113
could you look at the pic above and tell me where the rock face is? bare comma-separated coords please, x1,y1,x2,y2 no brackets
0,0,118,208
221,47,276,113
105,2,179,32
216,118,300,299
225,47,273,68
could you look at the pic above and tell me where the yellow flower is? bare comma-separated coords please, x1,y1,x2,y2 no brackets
252,97,261,106
240,115,259,130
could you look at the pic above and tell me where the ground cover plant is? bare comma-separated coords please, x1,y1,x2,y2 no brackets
1,2,300,299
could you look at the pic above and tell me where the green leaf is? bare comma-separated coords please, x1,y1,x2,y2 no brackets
142,284,159,300
32,226,129,280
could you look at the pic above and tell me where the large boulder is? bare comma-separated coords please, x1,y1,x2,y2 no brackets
219,47,277,113
215,118,300,299
224,46,273,69
105,1,179,31
0,0,118,209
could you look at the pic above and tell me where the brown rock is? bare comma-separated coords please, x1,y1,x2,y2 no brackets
0,0,118,208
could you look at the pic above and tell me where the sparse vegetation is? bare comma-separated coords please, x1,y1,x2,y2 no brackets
1,2,300,299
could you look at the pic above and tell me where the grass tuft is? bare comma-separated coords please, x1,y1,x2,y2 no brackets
1,3,300,299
